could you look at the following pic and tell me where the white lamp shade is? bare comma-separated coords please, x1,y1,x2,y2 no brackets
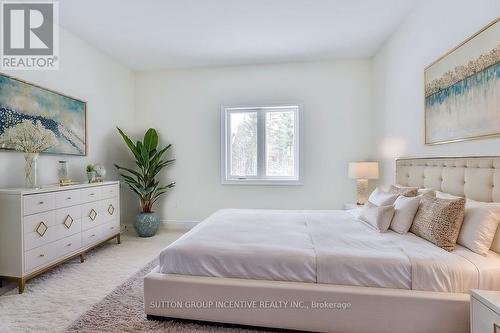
348,162,379,179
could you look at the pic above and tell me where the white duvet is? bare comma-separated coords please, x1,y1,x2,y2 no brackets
159,209,500,293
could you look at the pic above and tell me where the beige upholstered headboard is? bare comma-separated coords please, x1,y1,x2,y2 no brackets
396,156,500,254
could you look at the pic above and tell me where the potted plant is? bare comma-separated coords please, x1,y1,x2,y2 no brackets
114,127,175,237
86,164,96,183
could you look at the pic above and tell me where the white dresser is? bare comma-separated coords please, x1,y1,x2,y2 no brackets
0,181,121,293
471,290,500,333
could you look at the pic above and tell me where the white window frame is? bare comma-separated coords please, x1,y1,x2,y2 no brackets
221,104,303,185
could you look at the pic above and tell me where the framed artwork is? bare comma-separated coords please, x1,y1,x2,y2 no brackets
0,73,87,155
424,18,499,145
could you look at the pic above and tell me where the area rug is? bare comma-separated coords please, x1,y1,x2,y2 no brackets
65,259,276,333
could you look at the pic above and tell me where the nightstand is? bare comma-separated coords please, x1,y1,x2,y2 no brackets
470,290,500,333
343,203,364,210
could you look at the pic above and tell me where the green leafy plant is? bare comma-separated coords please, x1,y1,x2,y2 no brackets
86,164,95,172
114,127,175,213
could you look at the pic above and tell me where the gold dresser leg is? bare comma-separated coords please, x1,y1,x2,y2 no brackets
117,233,121,244
18,278,25,294
80,253,85,263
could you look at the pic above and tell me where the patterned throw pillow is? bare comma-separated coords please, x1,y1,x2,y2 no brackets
410,195,466,251
389,185,418,197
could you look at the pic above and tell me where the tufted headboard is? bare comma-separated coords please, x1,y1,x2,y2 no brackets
396,156,500,254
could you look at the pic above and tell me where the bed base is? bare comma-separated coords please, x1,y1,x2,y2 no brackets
144,266,470,333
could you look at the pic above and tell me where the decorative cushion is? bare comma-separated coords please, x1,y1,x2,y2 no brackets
359,201,395,232
390,195,421,234
368,188,399,206
410,195,465,251
390,185,418,197
457,199,500,255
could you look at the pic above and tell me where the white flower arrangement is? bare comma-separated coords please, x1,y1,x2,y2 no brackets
0,120,57,153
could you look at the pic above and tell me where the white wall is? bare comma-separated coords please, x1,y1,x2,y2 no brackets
0,28,137,222
135,60,375,221
373,0,500,184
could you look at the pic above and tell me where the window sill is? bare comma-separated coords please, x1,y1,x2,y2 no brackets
221,179,303,186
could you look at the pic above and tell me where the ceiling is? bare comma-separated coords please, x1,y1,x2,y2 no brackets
59,0,417,70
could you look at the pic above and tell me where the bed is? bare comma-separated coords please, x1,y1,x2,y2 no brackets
144,156,500,333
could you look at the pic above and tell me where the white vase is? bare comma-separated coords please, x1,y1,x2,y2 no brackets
24,152,39,188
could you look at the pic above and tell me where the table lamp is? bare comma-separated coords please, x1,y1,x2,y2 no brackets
348,162,379,205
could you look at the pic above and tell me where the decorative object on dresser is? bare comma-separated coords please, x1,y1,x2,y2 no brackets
58,160,73,186
470,290,500,333
0,73,87,155
348,161,379,205
115,128,175,237
0,181,120,294
86,164,97,183
93,164,107,182
0,120,57,188
424,18,500,145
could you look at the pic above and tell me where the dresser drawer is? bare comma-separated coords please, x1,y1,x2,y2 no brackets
24,211,55,233
25,242,56,273
82,226,102,247
101,198,119,223
80,187,102,203
56,205,82,223
54,217,82,239
55,189,81,209
23,193,55,215
102,220,120,239
101,184,119,199
81,202,103,230
55,233,82,259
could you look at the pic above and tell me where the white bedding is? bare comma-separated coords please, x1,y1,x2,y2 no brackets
159,209,500,293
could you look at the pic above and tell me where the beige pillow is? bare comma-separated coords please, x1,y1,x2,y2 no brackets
390,195,421,234
418,188,436,196
368,188,399,206
458,199,500,255
359,201,395,232
390,185,418,197
410,195,465,251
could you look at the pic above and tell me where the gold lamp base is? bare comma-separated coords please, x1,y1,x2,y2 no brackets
356,178,369,205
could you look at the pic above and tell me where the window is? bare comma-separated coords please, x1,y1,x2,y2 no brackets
221,105,302,185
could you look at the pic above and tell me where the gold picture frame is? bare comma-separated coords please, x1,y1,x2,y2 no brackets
424,17,500,145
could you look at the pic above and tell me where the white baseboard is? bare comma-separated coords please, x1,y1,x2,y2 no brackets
161,219,200,231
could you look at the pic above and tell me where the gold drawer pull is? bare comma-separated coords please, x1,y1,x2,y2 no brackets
91,234,96,237
67,197,72,200
89,209,97,221
89,193,95,196
108,204,115,215
66,243,72,247
64,215,74,229
38,201,44,205
36,221,48,237
39,254,45,257
110,226,114,230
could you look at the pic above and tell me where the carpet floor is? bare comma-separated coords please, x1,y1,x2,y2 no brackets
65,259,275,333
0,228,184,333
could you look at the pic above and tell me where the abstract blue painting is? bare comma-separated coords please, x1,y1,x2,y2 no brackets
424,18,499,144
0,74,86,155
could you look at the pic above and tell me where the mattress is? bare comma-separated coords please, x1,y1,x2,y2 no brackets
159,209,500,293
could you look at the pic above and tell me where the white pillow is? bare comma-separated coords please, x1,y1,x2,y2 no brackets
458,199,500,255
435,191,462,200
368,188,399,206
390,196,421,234
359,201,395,232
418,188,435,196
